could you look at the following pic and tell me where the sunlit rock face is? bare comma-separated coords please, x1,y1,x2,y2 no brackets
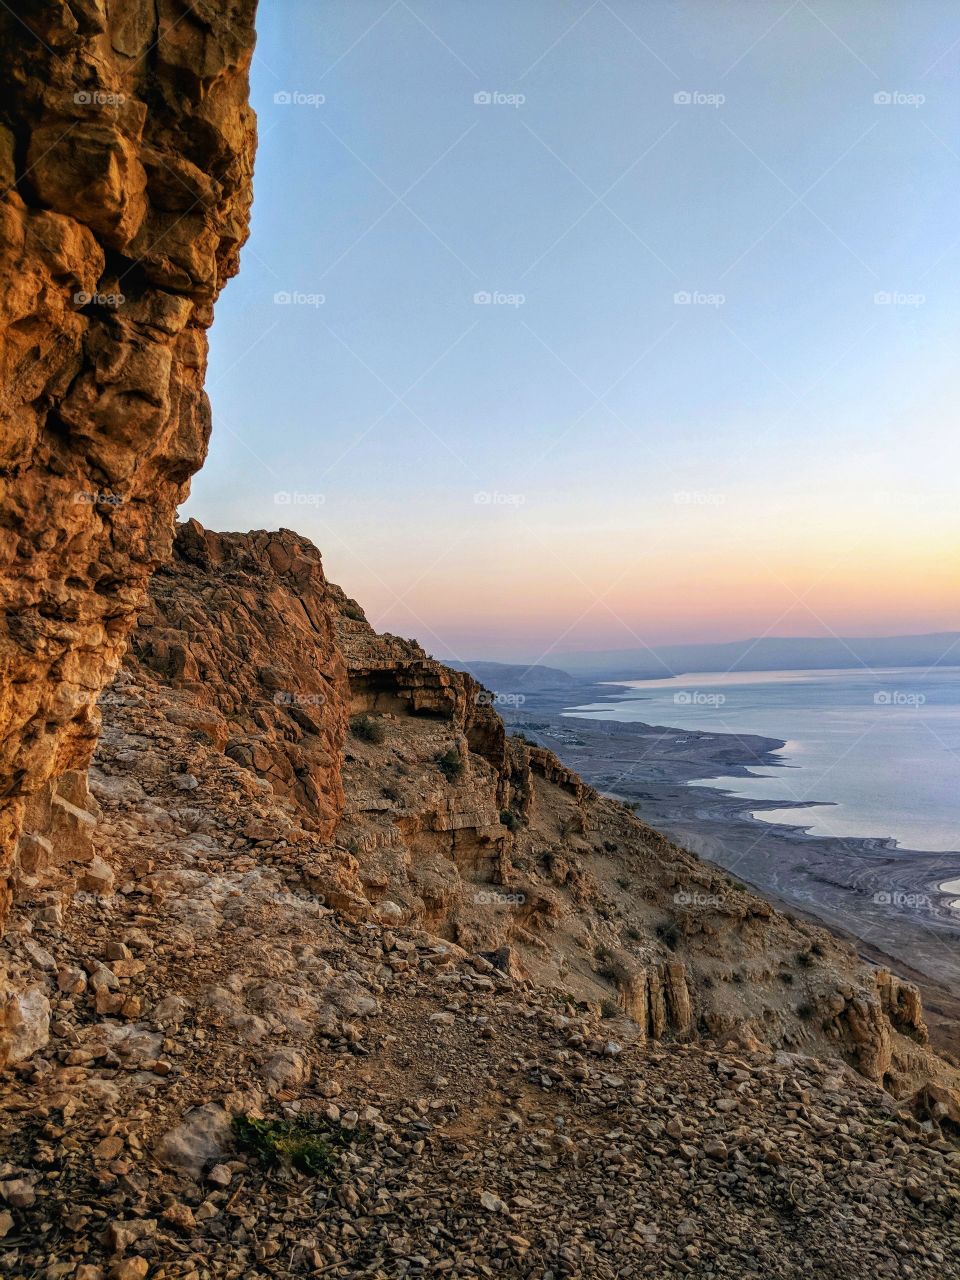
0,0,259,928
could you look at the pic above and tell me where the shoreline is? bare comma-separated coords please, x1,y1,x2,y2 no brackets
497,677,960,1051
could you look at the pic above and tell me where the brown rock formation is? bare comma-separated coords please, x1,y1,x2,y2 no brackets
130,520,349,839
0,0,259,927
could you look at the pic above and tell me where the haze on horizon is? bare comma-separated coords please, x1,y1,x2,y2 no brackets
182,0,960,667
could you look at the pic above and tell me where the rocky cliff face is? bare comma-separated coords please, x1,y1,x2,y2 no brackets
1,522,959,1274
21,521,943,1116
0,0,259,930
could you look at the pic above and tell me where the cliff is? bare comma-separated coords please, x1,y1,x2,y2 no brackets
0,0,259,936
0,520,958,1276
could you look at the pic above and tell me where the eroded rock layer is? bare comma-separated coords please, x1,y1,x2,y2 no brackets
0,0,259,926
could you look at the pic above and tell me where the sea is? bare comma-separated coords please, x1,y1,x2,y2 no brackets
564,666,960,855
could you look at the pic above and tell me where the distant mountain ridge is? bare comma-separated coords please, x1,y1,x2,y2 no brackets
545,632,960,679
446,660,581,691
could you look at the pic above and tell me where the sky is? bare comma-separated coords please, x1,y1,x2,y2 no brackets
182,0,960,664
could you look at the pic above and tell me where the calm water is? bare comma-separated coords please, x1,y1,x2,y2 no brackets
565,667,960,853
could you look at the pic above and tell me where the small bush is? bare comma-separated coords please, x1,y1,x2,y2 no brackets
797,1002,816,1021
778,971,795,985
731,970,744,985
656,920,682,951
810,942,825,958
625,925,642,942
351,714,385,744
796,950,814,968
233,1114,360,1178
381,784,401,802
436,747,463,781
616,875,631,890
600,998,620,1020
499,808,520,832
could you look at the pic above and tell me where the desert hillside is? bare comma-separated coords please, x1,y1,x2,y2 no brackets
1,522,958,1277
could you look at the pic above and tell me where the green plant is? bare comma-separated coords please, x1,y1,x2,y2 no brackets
797,1002,816,1021
233,1114,360,1178
796,950,814,968
436,747,463,781
499,808,520,832
810,942,825,958
600,998,620,1020
351,714,385,744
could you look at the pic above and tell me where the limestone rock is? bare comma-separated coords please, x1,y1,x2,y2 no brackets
0,0,259,939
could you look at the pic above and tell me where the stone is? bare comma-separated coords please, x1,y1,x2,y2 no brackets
0,1178,35,1207
154,1103,233,1178
0,987,50,1064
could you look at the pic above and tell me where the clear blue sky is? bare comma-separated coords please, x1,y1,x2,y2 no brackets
183,1,960,663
